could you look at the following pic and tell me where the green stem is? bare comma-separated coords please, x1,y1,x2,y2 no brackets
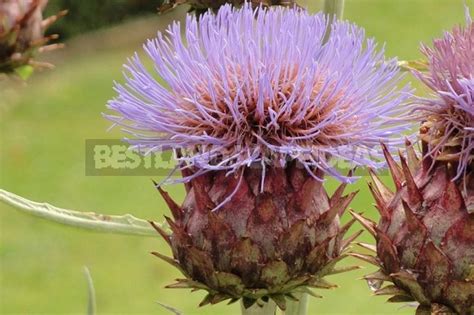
0,189,160,237
323,0,345,20
283,293,308,315
241,300,277,315
322,0,345,43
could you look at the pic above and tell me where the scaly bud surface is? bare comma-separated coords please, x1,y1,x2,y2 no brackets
353,142,473,315
152,163,359,309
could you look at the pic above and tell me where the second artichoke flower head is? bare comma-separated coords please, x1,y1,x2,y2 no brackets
106,2,413,310
354,8,473,315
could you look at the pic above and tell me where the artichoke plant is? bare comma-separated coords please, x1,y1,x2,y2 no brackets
1,1,470,315
1,0,473,314
106,3,412,312
0,0,65,76
353,10,474,315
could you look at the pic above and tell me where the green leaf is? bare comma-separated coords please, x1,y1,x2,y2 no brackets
0,189,163,237
156,301,183,315
83,267,97,315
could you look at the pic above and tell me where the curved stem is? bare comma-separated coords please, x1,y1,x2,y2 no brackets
241,300,277,315
0,189,160,237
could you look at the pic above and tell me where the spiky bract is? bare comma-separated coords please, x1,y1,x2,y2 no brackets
107,4,411,184
152,163,360,309
352,142,474,315
0,0,65,74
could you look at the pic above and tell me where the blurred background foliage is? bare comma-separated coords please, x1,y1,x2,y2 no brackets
45,0,165,40
0,0,473,314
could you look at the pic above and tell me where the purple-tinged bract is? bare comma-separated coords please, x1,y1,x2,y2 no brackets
107,4,411,183
353,141,474,315
415,9,474,180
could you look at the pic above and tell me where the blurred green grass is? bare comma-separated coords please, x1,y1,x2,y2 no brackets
0,0,472,314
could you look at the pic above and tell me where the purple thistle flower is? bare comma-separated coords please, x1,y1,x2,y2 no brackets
106,4,412,184
415,8,474,181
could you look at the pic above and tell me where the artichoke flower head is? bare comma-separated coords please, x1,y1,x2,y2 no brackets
107,3,412,310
